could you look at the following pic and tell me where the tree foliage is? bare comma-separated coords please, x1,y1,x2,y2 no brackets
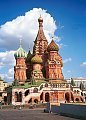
71,78,75,86
80,82,84,91
13,79,19,86
0,76,2,80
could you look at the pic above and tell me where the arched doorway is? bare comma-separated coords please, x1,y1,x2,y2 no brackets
85,97,86,102
45,92,50,102
65,92,70,102
40,92,43,101
19,92,22,102
4,96,7,105
81,97,83,102
71,92,74,102
15,92,18,102
75,98,79,102
34,99,38,104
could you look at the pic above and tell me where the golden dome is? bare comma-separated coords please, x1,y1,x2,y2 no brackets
47,40,59,52
31,54,42,64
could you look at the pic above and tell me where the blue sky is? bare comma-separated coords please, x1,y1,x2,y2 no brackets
0,0,86,82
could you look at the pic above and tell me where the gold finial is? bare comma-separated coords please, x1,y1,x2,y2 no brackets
51,32,54,40
39,14,42,19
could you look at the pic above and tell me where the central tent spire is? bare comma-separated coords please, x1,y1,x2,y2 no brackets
33,15,48,55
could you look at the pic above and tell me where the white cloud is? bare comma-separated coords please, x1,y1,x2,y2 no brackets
63,58,72,64
0,68,14,83
0,51,15,83
67,70,71,73
81,62,86,67
0,51,15,67
0,8,57,51
54,36,61,42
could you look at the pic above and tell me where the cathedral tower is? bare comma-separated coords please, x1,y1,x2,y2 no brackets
33,15,48,59
31,54,43,82
46,37,64,83
14,40,27,84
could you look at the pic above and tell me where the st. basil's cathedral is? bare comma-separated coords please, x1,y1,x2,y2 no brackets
7,16,83,105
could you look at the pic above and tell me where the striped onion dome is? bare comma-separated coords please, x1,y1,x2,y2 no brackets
14,46,27,58
47,40,59,52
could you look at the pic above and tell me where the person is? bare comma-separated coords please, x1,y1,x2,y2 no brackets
14,103,16,109
0,101,2,109
19,103,22,110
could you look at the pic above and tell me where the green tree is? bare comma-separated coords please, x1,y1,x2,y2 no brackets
71,78,75,86
0,76,2,80
31,77,36,85
80,82,84,91
13,79,19,86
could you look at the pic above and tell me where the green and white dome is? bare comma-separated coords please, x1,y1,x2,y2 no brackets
14,46,27,58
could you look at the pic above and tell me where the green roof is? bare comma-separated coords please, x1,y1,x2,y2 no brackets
12,80,46,89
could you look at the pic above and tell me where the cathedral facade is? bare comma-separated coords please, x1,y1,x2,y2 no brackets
7,16,83,105
14,16,64,84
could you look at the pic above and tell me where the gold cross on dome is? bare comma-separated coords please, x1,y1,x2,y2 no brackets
51,32,54,40
19,36,22,47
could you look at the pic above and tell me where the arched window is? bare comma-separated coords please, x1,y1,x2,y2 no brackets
28,98,32,103
65,92,70,102
74,90,76,93
77,90,79,94
25,89,30,96
40,92,43,101
40,85,43,90
81,92,83,96
33,88,38,93
81,97,83,102
45,92,50,102
45,83,48,87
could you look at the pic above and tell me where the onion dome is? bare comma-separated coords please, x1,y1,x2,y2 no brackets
27,50,31,58
14,46,27,58
38,15,43,22
47,40,59,52
26,50,32,63
31,54,42,64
